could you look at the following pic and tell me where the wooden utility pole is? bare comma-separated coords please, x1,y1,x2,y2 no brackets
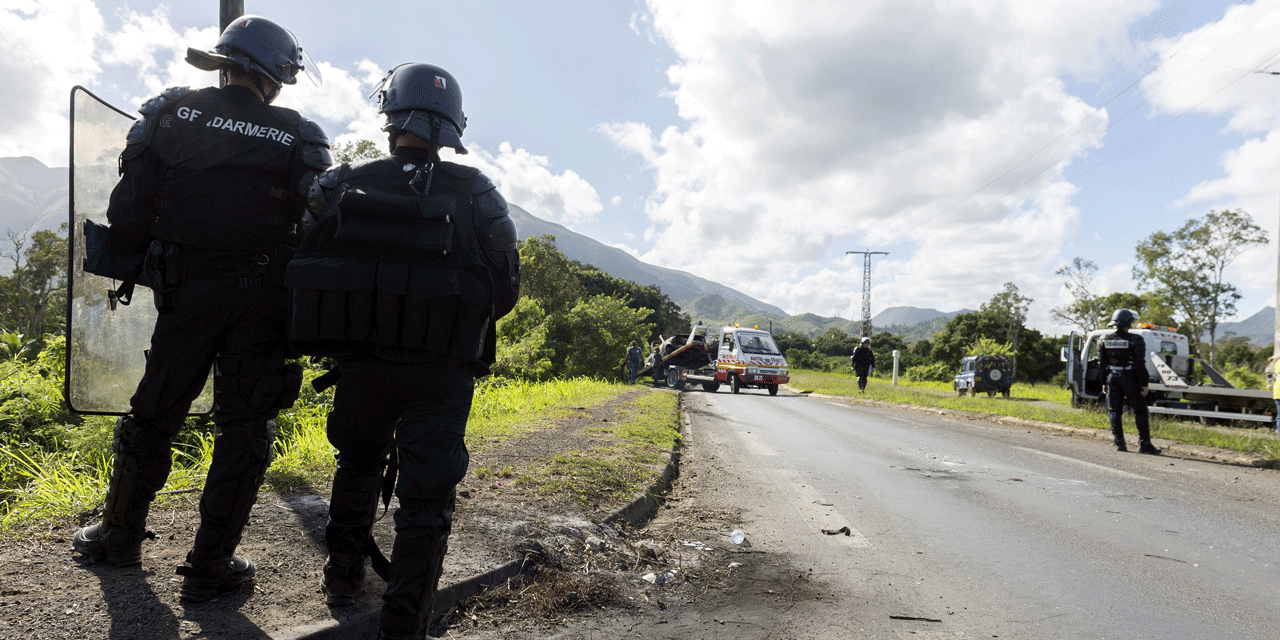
846,251,888,339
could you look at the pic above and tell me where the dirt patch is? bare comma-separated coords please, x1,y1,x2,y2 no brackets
0,386,688,640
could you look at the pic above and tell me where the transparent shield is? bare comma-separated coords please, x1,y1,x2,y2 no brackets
66,86,213,415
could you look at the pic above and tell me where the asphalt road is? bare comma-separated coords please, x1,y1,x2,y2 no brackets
677,387,1280,640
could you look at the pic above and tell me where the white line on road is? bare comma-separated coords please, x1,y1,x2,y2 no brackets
736,431,778,457
772,468,871,548
1015,447,1151,480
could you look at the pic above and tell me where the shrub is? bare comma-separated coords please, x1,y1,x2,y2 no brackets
905,362,954,383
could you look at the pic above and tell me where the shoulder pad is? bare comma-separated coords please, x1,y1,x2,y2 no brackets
161,86,192,101
124,118,148,147
138,87,190,116
317,165,346,188
297,117,329,146
442,163,498,195
477,188,509,219
438,161,479,180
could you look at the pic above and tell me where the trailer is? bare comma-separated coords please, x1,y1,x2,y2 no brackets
1061,325,1272,425
640,323,790,395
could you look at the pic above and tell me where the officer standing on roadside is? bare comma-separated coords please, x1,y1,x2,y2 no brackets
851,336,875,392
72,15,330,602
286,63,519,640
1100,309,1160,454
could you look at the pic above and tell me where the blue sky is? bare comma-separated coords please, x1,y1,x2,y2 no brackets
4,0,1280,336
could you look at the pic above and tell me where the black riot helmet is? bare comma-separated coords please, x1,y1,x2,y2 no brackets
1109,308,1139,329
185,15,321,88
371,63,468,154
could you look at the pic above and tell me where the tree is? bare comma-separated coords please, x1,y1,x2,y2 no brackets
814,327,854,356
1051,258,1105,333
928,311,1005,368
562,295,653,379
331,139,385,163
517,235,584,315
1134,209,1267,365
979,283,1032,355
0,224,69,340
573,263,689,343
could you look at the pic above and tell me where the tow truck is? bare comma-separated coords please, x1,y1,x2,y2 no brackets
639,323,790,395
1061,323,1272,424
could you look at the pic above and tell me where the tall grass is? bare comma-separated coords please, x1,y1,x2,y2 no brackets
0,375,636,529
790,370,1280,457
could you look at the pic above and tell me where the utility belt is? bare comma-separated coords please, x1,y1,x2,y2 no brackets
1107,365,1134,373
147,242,292,312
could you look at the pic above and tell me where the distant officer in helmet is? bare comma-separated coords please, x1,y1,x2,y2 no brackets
1099,309,1160,454
851,336,875,392
286,62,519,640
72,15,331,602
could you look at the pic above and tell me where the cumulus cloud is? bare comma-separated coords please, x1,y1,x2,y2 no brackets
455,142,603,228
604,0,1159,323
1141,1,1280,312
0,1,106,164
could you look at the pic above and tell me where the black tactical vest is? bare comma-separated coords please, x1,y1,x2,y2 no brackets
286,157,493,365
1101,332,1135,370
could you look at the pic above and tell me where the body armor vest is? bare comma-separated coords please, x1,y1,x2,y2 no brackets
286,156,493,365
1101,332,1136,370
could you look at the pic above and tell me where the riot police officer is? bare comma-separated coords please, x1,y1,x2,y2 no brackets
851,336,875,392
1099,309,1160,454
72,15,331,602
286,62,519,640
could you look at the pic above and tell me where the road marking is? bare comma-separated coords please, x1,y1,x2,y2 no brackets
773,468,871,547
736,431,777,457
1015,447,1151,480
826,402,851,409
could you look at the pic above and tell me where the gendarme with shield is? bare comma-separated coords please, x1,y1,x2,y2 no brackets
1099,308,1161,455
72,15,331,602
286,63,519,640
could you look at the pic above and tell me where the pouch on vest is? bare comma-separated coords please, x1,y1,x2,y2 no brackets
333,185,455,254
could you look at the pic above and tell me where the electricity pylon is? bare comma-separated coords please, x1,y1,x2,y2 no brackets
846,251,888,339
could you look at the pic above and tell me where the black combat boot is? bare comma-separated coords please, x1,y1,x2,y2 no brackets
1111,426,1127,452
177,419,274,601
177,553,257,601
1138,440,1161,455
322,553,368,606
73,416,170,566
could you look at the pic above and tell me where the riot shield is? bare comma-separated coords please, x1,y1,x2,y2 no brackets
66,86,213,415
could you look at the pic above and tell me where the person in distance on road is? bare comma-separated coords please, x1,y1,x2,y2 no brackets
1099,309,1160,454
626,340,642,384
72,15,329,602
285,62,519,640
851,336,875,392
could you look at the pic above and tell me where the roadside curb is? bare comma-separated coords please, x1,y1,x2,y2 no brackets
786,385,1280,470
276,392,686,640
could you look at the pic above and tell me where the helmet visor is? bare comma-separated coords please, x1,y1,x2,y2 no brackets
298,47,322,86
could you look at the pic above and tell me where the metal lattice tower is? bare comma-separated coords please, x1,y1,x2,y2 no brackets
846,251,888,338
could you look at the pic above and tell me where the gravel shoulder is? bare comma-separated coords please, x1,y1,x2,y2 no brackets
0,386,682,640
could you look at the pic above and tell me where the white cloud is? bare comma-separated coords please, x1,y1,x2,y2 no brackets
456,142,603,228
610,195,622,206
1140,1,1280,319
604,0,1158,323
0,1,106,164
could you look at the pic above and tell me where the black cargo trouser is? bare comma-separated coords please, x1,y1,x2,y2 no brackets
324,359,474,630
126,280,292,561
1106,372,1150,440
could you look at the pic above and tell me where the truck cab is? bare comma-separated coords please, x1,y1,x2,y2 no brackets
715,325,789,395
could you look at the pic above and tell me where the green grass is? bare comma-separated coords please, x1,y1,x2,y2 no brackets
515,390,679,507
0,377,645,529
789,369,1280,458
